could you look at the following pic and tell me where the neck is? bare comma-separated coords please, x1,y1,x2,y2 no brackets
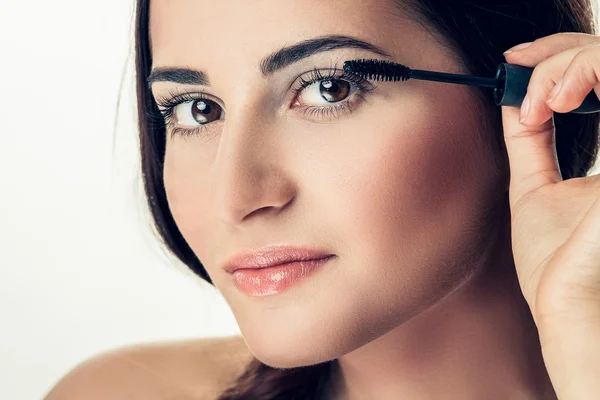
327,223,557,400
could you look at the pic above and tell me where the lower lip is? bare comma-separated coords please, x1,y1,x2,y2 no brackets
230,256,334,297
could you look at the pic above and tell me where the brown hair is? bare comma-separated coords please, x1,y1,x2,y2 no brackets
133,0,599,398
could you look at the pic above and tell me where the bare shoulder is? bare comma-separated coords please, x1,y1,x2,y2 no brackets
44,335,254,400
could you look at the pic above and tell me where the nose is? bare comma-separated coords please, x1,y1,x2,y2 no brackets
209,109,296,225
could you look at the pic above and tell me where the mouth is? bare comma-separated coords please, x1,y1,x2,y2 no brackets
229,255,335,297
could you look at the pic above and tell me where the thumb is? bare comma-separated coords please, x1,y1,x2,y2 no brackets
501,104,561,206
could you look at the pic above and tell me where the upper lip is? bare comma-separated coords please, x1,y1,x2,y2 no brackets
224,245,334,273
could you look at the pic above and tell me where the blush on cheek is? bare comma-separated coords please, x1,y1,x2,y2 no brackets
332,84,492,263
386,84,490,210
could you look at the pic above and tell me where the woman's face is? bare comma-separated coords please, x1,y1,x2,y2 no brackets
149,0,505,367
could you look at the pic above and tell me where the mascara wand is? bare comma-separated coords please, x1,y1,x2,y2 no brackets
343,59,600,114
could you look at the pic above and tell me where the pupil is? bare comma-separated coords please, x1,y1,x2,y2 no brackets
191,99,221,124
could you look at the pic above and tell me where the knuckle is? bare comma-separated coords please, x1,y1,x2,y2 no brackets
523,34,600,100
511,123,555,139
568,46,599,83
572,43,600,62
528,60,559,96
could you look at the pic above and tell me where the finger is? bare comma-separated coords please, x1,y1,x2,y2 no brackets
520,42,600,127
504,32,600,66
546,42,600,114
501,105,560,206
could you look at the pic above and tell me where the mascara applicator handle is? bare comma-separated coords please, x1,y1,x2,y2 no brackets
492,63,600,114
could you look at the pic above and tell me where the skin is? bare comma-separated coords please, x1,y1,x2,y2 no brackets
146,1,591,399
44,336,254,400
498,35,600,399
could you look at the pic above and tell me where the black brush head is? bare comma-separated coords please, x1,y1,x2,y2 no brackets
343,59,412,81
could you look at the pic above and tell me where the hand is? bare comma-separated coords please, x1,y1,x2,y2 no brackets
501,32,600,399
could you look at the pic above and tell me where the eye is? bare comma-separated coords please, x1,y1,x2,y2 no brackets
174,98,223,126
295,78,356,106
152,91,227,139
289,68,376,123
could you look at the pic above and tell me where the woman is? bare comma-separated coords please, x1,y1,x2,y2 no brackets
46,0,600,399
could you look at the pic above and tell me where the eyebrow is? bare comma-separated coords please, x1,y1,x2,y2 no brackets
147,35,391,89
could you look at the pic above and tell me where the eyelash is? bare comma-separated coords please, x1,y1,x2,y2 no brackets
149,90,214,139
291,67,375,121
150,67,375,138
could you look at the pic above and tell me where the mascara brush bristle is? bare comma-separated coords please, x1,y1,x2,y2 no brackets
343,59,412,81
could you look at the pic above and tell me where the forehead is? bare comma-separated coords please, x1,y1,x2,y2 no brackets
148,0,439,71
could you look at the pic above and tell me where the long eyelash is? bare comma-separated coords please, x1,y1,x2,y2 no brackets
291,66,375,121
154,90,207,124
291,66,375,96
147,89,211,139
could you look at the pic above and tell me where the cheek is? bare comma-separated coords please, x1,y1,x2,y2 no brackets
307,86,495,294
162,84,496,294
163,140,215,263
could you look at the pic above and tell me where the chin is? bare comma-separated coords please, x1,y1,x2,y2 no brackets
238,321,360,368
237,311,396,369
240,329,341,369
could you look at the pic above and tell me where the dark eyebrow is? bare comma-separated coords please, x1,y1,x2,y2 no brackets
147,35,390,89
147,67,209,89
259,35,391,75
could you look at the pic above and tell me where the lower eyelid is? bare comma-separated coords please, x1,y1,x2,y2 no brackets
293,92,365,122
167,119,224,141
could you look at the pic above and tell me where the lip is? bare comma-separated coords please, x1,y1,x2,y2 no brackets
224,245,335,297
223,245,334,273
230,256,334,297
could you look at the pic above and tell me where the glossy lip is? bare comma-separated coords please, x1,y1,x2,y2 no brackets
230,257,334,297
223,244,334,273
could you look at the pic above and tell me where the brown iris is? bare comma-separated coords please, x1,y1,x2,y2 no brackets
319,79,350,102
191,99,222,124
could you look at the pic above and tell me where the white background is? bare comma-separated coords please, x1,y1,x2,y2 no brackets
0,2,240,399
1,1,599,399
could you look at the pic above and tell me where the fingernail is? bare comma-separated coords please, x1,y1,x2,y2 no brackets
546,78,563,103
504,41,533,55
520,94,531,124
